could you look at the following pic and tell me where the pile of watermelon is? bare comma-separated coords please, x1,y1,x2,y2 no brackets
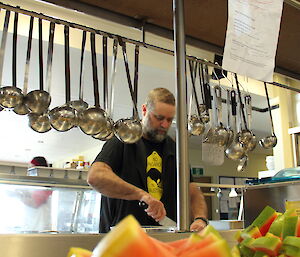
234,206,300,256
67,206,300,257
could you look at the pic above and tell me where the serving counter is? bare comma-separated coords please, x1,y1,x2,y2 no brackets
0,230,239,257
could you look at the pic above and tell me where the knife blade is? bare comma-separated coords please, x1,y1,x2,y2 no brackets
139,201,177,227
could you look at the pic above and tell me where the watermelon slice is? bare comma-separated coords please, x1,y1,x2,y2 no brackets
198,224,222,239
252,206,278,236
249,236,282,257
239,238,255,257
231,245,241,257
67,247,92,257
239,225,262,242
269,209,297,238
91,215,175,257
282,216,299,239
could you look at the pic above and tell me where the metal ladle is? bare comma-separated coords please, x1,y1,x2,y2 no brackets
68,30,88,113
259,82,278,149
243,95,257,152
49,25,76,132
114,40,142,144
225,89,234,147
78,32,108,135
235,74,253,145
187,60,205,136
13,16,34,115
92,36,114,140
0,11,23,108
225,91,246,160
25,18,51,114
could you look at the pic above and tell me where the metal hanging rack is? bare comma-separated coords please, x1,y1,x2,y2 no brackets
0,1,299,94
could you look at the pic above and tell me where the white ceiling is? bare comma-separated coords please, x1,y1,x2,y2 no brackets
0,22,273,165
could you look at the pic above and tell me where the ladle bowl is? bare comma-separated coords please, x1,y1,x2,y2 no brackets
78,106,108,135
225,141,246,160
49,105,76,132
25,90,51,114
214,124,229,147
92,117,114,141
68,99,88,113
225,128,234,147
28,112,51,133
114,118,143,144
188,115,205,136
13,96,30,115
0,86,23,108
259,135,277,149
245,134,257,152
201,113,210,123
237,129,253,145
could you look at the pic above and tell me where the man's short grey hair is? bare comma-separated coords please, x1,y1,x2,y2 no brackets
145,88,175,111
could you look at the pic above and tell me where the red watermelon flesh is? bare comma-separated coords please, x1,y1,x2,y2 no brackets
180,239,231,257
297,217,300,237
249,236,282,257
252,206,278,236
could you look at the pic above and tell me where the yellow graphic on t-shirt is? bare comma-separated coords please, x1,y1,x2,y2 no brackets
146,151,163,200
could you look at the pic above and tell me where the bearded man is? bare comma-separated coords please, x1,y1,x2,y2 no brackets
88,88,208,233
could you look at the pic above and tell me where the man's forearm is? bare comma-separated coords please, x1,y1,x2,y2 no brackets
87,162,146,201
189,182,208,220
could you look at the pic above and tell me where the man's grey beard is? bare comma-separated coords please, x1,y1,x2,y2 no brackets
142,114,167,143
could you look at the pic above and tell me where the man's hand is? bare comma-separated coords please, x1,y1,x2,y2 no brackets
190,219,207,232
140,194,166,222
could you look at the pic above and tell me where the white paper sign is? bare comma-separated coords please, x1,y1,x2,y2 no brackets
222,0,284,82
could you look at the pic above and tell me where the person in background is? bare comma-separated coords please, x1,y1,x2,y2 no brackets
20,156,53,231
87,87,208,233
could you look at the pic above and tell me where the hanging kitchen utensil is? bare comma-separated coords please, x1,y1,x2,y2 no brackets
13,16,34,115
198,63,209,123
259,82,278,149
92,36,114,140
114,39,142,144
68,30,88,112
225,89,234,147
243,95,257,152
78,32,108,135
237,155,248,172
49,25,76,132
213,85,229,146
234,74,253,145
28,20,54,133
201,65,224,166
0,11,23,108
0,10,11,112
25,18,51,114
188,60,205,136
225,90,246,160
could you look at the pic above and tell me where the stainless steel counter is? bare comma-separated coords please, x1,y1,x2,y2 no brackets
0,230,238,257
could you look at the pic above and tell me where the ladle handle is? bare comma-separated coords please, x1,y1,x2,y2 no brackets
23,16,34,95
198,62,206,107
12,12,18,88
78,30,86,101
188,60,201,117
0,10,10,84
133,44,139,118
103,36,108,112
46,22,55,94
226,89,231,128
214,85,222,125
108,38,118,117
119,37,139,119
38,18,44,91
234,73,248,131
264,82,276,136
64,25,71,103
90,32,100,107
244,95,252,130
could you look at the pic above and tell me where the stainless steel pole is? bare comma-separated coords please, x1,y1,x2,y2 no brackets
173,0,190,231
